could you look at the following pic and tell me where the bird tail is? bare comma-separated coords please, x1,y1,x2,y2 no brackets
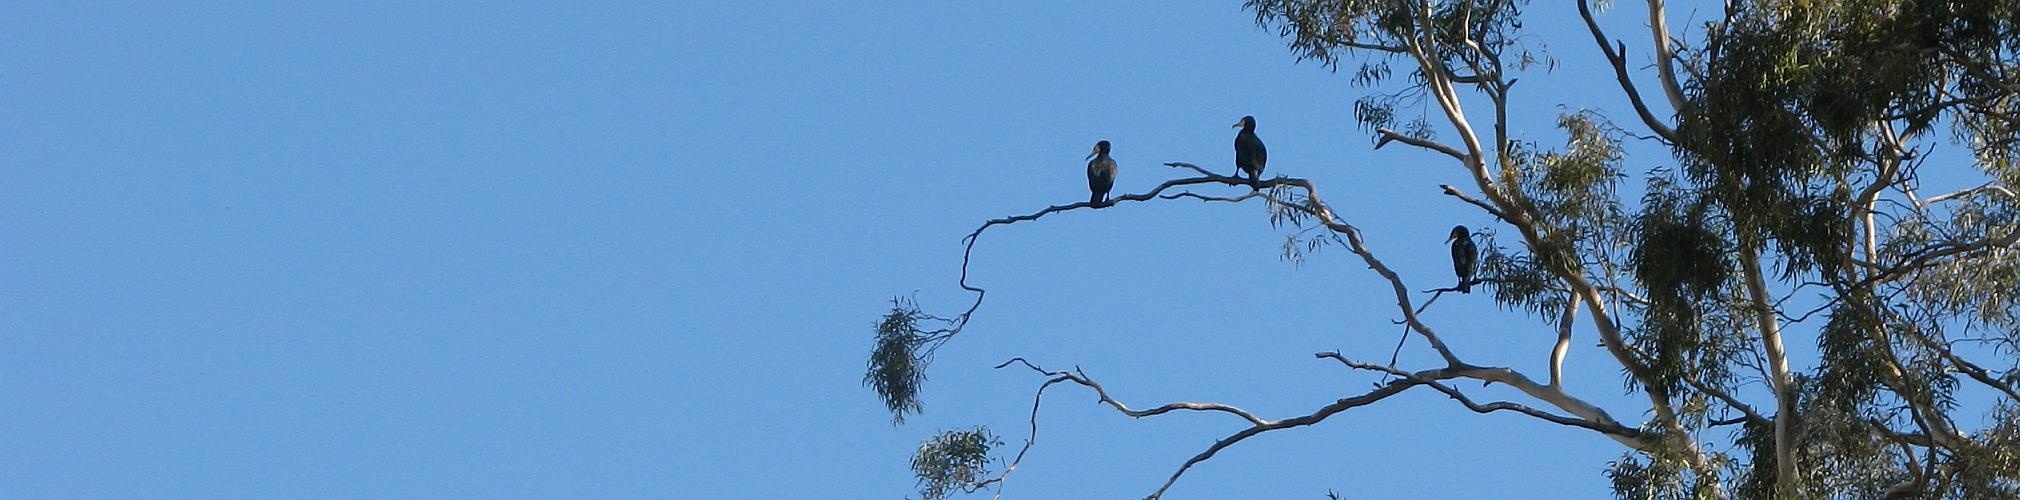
1090,192,1104,206
1458,280,1471,294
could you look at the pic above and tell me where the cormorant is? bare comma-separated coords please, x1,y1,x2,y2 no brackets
1448,225,1478,293
1233,115,1267,189
1087,140,1116,206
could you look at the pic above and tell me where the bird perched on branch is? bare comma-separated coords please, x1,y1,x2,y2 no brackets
1086,140,1116,206
1448,225,1478,293
1233,115,1267,189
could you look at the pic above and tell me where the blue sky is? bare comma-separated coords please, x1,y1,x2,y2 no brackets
3,1,2001,498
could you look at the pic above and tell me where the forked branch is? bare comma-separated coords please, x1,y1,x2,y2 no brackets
1576,0,1680,143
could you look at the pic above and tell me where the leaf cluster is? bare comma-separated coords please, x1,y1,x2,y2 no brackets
867,299,932,424
911,427,1001,500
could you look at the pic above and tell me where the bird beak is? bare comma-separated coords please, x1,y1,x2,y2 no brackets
1232,120,1242,128
1086,149,1097,160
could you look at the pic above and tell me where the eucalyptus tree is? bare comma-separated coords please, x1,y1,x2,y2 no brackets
868,1,2020,498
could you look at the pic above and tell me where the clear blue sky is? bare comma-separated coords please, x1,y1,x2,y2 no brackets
4,2,1994,498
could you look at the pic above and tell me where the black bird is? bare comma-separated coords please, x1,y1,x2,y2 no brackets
1233,115,1267,189
1448,225,1478,293
1086,140,1117,206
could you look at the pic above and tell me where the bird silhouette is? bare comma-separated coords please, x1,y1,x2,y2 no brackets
1233,115,1267,189
1086,140,1116,206
1448,225,1478,293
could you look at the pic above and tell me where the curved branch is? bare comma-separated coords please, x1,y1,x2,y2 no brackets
924,167,1273,353
997,358,1270,426
968,366,1060,498
995,357,1426,500
1550,294,1582,388
1146,372,1422,499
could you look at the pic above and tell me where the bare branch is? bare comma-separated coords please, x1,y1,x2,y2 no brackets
969,363,1061,498
987,359,1418,500
1145,368,1422,499
993,343,1649,500
1440,184,1507,221
1162,161,1220,177
1375,127,1467,161
996,358,1272,426
1161,191,1261,203
927,168,1285,354
1387,289,1452,383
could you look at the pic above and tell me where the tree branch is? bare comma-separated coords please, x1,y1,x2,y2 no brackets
1683,376,1769,427
1375,127,1467,161
996,358,1272,426
1249,179,1469,367
1320,352,1644,438
925,167,1282,354
1441,184,1507,221
1550,293,1582,388
1918,182,2017,208
1395,0,1704,472
994,356,1393,500
968,360,1064,498
1738,246,1800,492
1383,0,1707,473
1643,0,1689,112
1145,375,1419,499
1576,0,1680,143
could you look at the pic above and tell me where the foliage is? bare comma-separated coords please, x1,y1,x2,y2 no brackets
1605,430,1723,500
911,427,1001,500
866,299,930,424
